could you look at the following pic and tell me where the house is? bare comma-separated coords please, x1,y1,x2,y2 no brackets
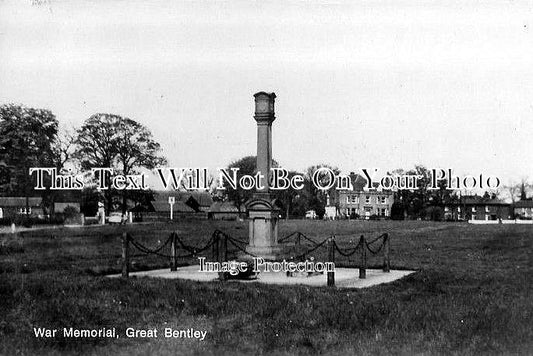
182,192,214,212
53,191,81,214
152,199,196,214
443,196,511,221
208,201,246,220
0,197,43,219
130,190,212,221
513,199,533,219
337,174,394,219
140,198,196,222
151,191,212,212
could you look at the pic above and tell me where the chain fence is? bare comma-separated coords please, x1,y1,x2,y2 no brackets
119,228,391,285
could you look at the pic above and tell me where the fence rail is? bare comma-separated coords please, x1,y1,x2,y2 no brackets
119,229,391,286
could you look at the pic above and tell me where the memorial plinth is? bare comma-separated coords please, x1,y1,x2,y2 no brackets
244,92,283,260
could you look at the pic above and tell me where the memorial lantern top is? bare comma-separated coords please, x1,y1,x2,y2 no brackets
253,92,276,122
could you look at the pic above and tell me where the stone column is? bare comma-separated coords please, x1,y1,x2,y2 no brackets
244,92,282,260
254,92,275,192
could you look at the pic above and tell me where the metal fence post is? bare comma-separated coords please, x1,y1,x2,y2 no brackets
327,236,335,287
383,233,390,273
224,233,228,262
217,234,226,281
170,232,177,272
212,232,217,261
359,235,366,279
121,232,130,278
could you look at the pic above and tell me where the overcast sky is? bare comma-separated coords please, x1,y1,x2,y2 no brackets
1,0,532,186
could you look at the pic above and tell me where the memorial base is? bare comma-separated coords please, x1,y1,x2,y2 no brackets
243,196,284,261
243,245,284,261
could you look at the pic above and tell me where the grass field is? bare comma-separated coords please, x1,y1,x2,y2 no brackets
0,220,532,355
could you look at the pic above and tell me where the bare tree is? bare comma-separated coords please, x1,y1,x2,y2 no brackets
505,177,530,204
51,126,76,171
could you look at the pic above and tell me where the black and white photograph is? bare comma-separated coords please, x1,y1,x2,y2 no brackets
0,1,532,355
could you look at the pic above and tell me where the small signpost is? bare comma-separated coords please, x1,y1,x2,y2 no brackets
169,196,175,220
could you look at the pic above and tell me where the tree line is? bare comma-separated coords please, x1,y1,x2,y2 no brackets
0,104,166,217
219,159,499,221
1,103,524,221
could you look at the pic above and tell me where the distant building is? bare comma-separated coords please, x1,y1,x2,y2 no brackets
53,191,81,214
208,201,246,220
152,199,196,214
337,174,394,219
444,196,511,221
0,197,43,218
179,192,214,213
513,199,533,219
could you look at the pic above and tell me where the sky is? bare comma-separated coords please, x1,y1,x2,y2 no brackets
1,0,533,188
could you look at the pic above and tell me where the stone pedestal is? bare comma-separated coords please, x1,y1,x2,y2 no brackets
245,194,282,260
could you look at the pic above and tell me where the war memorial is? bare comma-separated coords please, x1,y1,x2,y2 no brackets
1,2,532,355
111,92,407,290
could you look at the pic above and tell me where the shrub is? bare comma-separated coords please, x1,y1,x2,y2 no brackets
63,206,79,219
63,208,84,225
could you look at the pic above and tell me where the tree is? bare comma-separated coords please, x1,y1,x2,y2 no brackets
505,181,520,204
390,202,405,220
221,156,281,213
519,177,530,200
114,117,167,213
391,165,439,220
221,156,255,212
504,178,530,204
302,164,340,219
44,126,78,215
273,170,302,219
51,126,76,171
74,113,167,213
75,114,123,171
0,104,58,213
219,158,343,219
